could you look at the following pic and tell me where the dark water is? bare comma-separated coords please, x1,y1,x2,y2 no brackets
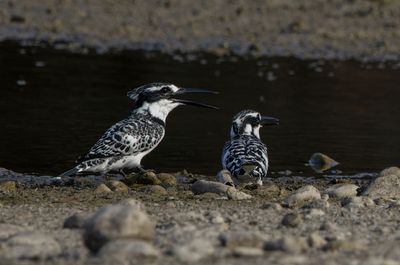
1,41,399,176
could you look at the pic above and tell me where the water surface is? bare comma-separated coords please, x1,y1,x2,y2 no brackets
0,42,399,176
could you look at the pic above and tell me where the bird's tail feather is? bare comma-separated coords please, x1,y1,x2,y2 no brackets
57,167,79,178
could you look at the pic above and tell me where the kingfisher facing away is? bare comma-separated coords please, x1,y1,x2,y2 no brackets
221,110,279,186
58,83,218,177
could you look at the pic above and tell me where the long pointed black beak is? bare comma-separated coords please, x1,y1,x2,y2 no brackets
261,116,279,126
175,87,219,94
173,99,219,110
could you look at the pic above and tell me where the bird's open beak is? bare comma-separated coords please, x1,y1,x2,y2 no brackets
172,87,219,109
175,87,219,94
261,116,279,126
172,99,219,110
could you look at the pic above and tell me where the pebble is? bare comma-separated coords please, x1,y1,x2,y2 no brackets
123,172,161,186
140,185,167,195
220,231,265,249
281,212,303,227
341,196,375,208
0,180,17,192
94,184,112,194
119,198,146,210
107,180,129,193
260,202,283,211
83,200,155,252
63,212,89,229
264,236,309,253
308,152,339,173
380,166,400,177
0,232,61,260
98,239,159,263
304,208,325,219
284,185,321,207
363,168,400,199
323,239,364,251
157,173,177,187
320,221,337,231
324,184,359,199
172,238,215,262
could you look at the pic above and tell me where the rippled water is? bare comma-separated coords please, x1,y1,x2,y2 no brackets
0,41,399,176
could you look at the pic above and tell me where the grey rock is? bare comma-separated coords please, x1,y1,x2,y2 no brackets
264,236,309,253
281,212,303,227
0,232,61,260
363,171,400,199
98,239,159,264
284,185,321,207
63,212,89,229
172,238,215,262
324,184,359,199
206,211,225,225
83,200,155,253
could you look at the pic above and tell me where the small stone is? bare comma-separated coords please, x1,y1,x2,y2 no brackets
324,184,359,199
140,185,167,195
172,238,215,262
123,172,161,186
94,184,112,194
226,187,252,200
216,170,235,186
157,173,177,187
0,181,17,192
307,232,327,249
284,185,321,207
98,240,159,262
281,212,303,227
0,232,61,260
342,196,375,208
83,200,155,252
107,180,129,193
308,153,339,173
363,172,400,199
220,231,265,249
63,212,89,229
264,236,308,253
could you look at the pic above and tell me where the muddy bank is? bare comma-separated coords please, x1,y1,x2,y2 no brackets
1,0,400,61
0,167,399,264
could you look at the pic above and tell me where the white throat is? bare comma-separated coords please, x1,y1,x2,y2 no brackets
230,124,261,139
136,100,180,122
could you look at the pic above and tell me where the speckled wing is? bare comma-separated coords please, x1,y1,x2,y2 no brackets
77,116,164,163
222,135,269,178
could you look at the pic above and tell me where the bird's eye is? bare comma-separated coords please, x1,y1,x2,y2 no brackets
161,87,170,93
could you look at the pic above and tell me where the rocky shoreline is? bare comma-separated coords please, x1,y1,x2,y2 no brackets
0,167,399,264
1,0,400,61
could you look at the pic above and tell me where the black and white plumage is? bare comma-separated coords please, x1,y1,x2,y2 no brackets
59,83,217,177
222,109,279,185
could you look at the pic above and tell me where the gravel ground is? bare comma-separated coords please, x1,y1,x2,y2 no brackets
0,167,399,265
1,0,400,60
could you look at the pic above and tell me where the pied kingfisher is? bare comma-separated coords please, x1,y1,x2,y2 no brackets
221,109,279,185
58,83,218,177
